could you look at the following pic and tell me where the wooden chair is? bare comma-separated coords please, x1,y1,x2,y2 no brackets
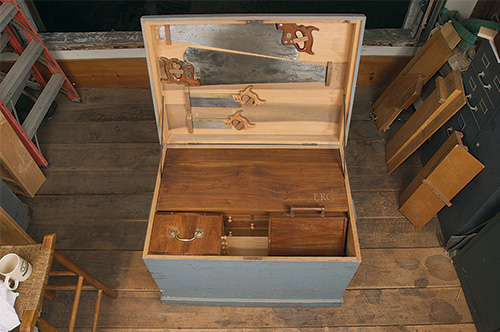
41,236,118,332
0,216,117,332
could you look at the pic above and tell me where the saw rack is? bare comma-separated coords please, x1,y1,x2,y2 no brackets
0,0,80,166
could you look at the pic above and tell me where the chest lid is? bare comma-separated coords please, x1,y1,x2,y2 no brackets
141,15,365,148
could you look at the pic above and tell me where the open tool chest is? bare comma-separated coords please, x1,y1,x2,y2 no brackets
141,14,365,307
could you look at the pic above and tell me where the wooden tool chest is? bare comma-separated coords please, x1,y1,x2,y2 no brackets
141,14,365,307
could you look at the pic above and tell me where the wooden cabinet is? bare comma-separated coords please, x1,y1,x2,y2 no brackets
141,14,364,307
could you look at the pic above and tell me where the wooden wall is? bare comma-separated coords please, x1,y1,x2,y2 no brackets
1,56,410,88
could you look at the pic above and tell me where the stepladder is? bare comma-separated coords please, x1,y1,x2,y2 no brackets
0,0,80,167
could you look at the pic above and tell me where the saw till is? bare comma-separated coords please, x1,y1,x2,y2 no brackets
160,48,332,86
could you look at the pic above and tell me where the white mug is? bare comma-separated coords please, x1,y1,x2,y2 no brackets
0,253,33,290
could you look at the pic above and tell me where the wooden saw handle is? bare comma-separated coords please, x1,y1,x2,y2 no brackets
159,57,201,86
276,23,319,55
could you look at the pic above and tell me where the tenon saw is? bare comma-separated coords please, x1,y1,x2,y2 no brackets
190,86,266,108
158,23,319,60
160,48,330,86
184,86,262,131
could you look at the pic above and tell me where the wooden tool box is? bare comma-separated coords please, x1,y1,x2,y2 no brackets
141,14,365,307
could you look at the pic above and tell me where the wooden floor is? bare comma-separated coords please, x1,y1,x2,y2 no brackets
24,86,475,331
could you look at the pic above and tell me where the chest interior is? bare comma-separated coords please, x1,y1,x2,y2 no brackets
141,15,364,261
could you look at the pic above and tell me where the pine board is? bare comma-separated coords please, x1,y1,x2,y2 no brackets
38,170,157,195
41,143,160,171
345,140,421,168
25,194,153,222
55,88,154,106
72,326,477,332
46,105,155,123
357,218,441,249
37,122,158,144
348,166,420,192
27,221,147,251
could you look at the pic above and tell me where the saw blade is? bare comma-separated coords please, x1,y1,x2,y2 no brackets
190,95,241,108
193,119,232,129
162,24,299,60
184,48,327,86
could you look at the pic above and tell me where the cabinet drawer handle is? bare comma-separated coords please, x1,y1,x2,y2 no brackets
290,206,325,217
465,94,478,112
478,72,492,90
168,229,204,242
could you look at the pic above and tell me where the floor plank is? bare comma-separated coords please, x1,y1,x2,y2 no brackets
56,88,154,106
352,191,403,219
37,122,158,144
28,221,147,251
345,140,421,168
47,104,155,123
357,218,441,249
38,170,157,195
25,194,153,222
348,166,420,192
40,288,472,329
76,326,477,332
41,143,160,171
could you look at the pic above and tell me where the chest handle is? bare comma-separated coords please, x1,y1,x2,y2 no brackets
290,206,325,217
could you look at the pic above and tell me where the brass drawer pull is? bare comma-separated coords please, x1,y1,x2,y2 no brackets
478,72,492,90
465,94,478,112
290,206,325,217
168,229,204,242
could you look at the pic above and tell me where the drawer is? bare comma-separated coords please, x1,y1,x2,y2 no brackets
470,42,500,109
148,212,223,255
269,209,347,256
463,72,494,129
224,214,268,236
471,41,500,78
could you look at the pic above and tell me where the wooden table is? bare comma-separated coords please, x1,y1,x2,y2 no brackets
0,235,54,332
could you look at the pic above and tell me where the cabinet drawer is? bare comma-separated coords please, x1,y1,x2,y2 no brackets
269,211,347,256
464,68,498,129
148,212,223,255
470,41,500,109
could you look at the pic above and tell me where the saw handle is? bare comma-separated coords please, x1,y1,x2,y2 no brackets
159,57,201,87
276,23,319,55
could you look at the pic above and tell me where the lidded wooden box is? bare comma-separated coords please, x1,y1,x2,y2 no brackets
141,14,365,307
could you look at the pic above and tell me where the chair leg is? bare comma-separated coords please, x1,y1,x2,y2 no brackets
92,289,103,332
53,251,118,299
36,317,63,332
68,276,84,332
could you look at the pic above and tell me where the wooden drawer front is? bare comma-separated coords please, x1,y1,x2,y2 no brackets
268,213,347,256
149,212,223,255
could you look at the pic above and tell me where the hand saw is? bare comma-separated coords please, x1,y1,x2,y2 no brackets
193,110,256,130
158,23,319,60
183,87,259,131
190,86,266,108
160,48,331,86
